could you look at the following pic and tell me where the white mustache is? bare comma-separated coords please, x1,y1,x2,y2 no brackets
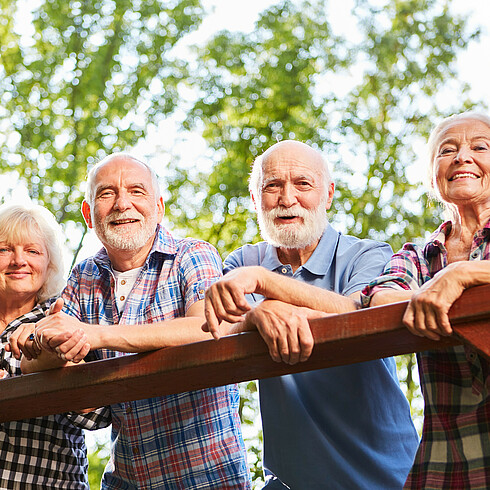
104,212,143,224
267,206,309,219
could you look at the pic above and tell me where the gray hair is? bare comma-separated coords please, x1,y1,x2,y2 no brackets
427,111,490,199
0,204,65,302
249,144,333,201
85,152,161,206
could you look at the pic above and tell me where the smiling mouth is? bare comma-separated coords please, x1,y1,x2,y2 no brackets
277,216,299,221
110,219,140,225
449,173,479,181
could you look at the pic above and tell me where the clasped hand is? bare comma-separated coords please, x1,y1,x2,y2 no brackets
8,298,91,363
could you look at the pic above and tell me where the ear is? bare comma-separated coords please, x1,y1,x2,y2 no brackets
251,192,258,212
81,200,93,229
156,196,165,222
325,182,335,211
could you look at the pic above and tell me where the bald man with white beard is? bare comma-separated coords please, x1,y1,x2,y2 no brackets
204,141,419,490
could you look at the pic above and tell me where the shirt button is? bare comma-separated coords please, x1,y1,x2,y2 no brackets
133,446,140,456
281,267,288,274
199,289,205,295
468,351,476,361
470,251,479,259
120,295,125,301
126,404,132,414
121,280,126,285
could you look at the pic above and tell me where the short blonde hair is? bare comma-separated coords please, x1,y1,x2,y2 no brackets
0,204,65,302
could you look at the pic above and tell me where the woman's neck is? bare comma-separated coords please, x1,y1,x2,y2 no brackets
0,297,37,330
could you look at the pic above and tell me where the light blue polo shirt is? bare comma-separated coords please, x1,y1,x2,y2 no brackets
224,225,419,490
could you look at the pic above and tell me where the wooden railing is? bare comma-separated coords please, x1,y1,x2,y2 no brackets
1,284,489,423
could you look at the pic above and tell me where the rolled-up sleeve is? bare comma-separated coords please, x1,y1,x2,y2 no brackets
178,241,223,312
361,244,427,307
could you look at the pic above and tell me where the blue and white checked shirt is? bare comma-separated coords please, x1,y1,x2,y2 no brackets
63,225,251,490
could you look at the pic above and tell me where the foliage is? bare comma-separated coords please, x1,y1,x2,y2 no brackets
168,0,480,255
87,439,110,489
168,0,347,252
0,0,484,486
0,0,205,240
165,0,481,480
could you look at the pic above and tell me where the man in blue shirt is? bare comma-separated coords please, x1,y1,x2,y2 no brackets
204,140,419,489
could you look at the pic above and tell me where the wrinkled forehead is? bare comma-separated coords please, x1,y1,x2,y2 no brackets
261,145,324,180
436,118,490,146
94,157,154,189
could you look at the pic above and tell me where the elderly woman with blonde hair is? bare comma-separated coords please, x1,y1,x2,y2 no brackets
0,203,110,489
362,112,490,488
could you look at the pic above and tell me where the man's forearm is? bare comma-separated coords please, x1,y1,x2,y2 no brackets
88,317,212,352
256,268,358,314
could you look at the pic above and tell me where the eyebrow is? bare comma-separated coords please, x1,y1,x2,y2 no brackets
95,183,149,195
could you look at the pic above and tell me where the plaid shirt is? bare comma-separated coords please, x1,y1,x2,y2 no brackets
362,220,490,489
0,300,111,490
62,225,251,490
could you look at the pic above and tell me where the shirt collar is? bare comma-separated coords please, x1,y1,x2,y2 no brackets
300,224,339,275
263,224,338,276
424,218,490,258
93,224,176,272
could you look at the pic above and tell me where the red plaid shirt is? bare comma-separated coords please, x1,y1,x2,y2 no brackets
362,220,490,489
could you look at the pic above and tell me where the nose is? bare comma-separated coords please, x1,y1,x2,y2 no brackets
455,145,473,164
114,192,132,212
12,250,27,266
278,183,298,207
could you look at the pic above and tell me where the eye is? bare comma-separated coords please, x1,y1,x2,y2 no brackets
439,146,455,156
27,249,41,255
97,189,115,199
263,182,280,191
297,180,312,187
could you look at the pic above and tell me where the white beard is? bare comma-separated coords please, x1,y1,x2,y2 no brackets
257,201,328,249
94,211,157,251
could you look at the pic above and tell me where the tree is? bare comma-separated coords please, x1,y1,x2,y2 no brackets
168,0,480,253
0,0,205,261
166,0,481,483
168,0,348,253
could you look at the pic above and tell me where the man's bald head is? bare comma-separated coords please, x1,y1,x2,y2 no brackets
85,153,160,206
249,140,332,202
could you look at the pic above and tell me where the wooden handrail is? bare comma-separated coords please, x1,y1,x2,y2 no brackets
1,284,489,422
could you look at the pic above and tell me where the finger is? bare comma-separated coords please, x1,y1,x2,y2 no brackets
61,335,91,363
210,283,251,318
71,342,91,363
276,331,291,364
414,304,440,341
435,310,453,336
267,336,281,363
297,323,314,363
226,287,252,315
55,329,84,354
8,333,22,360
48,297,65,316
402,304,423,337
23,335,41,360
204,299,222,340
